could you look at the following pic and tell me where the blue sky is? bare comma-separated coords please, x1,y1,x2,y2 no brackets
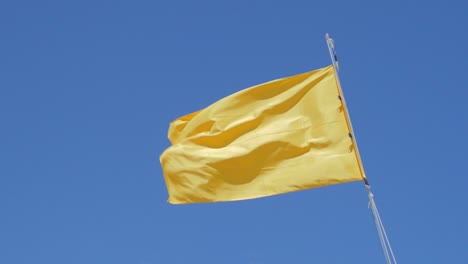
1,1,467,263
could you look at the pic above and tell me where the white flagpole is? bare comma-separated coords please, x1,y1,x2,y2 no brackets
325,33,398,264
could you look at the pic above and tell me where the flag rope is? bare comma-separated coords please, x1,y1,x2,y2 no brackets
366,185,398,264
325,34,398,264
325,33,367,182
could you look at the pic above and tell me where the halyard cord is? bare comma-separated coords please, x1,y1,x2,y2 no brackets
366,185,398,264
326,33,398,264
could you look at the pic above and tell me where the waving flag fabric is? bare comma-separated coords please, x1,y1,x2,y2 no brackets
160,65,365,204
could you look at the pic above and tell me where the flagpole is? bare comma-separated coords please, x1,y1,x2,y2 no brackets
325,33,398,264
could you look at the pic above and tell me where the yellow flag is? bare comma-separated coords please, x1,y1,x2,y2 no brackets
160,65,365,204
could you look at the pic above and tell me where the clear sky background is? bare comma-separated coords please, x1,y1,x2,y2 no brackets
1,1,467,263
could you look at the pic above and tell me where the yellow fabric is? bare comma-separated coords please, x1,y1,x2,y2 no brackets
160,65,365,204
